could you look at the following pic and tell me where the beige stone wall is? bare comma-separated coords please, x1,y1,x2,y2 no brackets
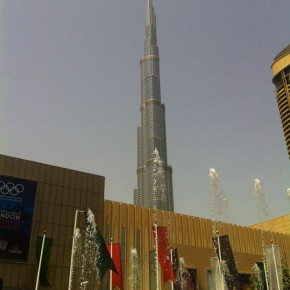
0,154,104,290
104,200,290,290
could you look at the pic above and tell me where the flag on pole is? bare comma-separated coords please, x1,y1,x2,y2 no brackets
212,235,240,289
153,226,175,284
106,243,123,290
36,236,53,288
84,211,117,280
264,244,283,290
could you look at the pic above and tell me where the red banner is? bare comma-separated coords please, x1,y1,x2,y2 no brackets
106,243,123,290
153,226,175,283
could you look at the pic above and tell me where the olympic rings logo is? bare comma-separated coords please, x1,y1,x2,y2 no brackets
0,181,24,196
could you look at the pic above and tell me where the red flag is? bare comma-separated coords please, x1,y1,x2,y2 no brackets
106,243,123,290
153,226,175,284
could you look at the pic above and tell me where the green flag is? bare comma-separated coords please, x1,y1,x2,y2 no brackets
36,236,53,288
95,226,117,279
84,210,117,280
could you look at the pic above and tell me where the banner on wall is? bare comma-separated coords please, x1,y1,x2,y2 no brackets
0,174,37,262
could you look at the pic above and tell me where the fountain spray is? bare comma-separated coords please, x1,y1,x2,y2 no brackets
252,263,263,290
128,248,141,290
178,257,191,289
209,168,228,235
209,168,228,290
69,210,85,290
153,148,166,290
69,209,106,290
254,178,271,290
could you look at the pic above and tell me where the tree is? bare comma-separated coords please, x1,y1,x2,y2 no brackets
250,264,290,290
282,265,290,290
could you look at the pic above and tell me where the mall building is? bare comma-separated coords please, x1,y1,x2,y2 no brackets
0,154,290,290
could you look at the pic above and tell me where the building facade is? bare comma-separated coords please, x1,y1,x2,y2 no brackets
272,44,290,159
251,214,290,235
133,0,174,212
1,154,290,290
0,154,105,290
104,200,290,290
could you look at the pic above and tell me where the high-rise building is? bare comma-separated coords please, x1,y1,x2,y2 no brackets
272,44,290,159
133,0,174,211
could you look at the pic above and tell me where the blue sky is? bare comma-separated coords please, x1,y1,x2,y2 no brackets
1,0,289,226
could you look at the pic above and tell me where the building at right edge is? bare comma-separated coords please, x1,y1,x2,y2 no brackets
272,44,290,159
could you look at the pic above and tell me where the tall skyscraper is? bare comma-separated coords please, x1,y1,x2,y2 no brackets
272,45,290,159
133,0,174,211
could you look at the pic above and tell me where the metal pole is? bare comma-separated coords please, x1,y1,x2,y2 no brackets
170,247,174,290
110,238,113,290
271,241,281,290
35,231,46,290
216,231,224,290
68,210,85,290
154,217,159,290
262,257,270,290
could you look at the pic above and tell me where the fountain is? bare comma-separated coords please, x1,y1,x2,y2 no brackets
254,179,272,226
153,147,166,209
128,248,141,290
209,168,228,290
209,168,228,235
69,209,103,290
287,188,290,201
251,263,266,290
254,179,283,290
251,263,265,290
153,148,164,290
210,257,226,290
253,178,271,290
71,228,82,282
152,148,175,289
80,209,101,289
178,257,190,289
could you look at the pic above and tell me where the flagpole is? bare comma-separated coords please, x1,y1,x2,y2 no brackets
68,209,85,290
262,257,270,290
154,219,159,290
153,148,161,290
35,231,46,290
271,240,281,290
110,238,113,290
170,247,174,290
216,231,225,290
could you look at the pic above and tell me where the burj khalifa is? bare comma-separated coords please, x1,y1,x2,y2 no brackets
133,0,174,212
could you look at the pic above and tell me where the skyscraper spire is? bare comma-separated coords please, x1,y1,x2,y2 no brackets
146,0,156,27
133,0,174,212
